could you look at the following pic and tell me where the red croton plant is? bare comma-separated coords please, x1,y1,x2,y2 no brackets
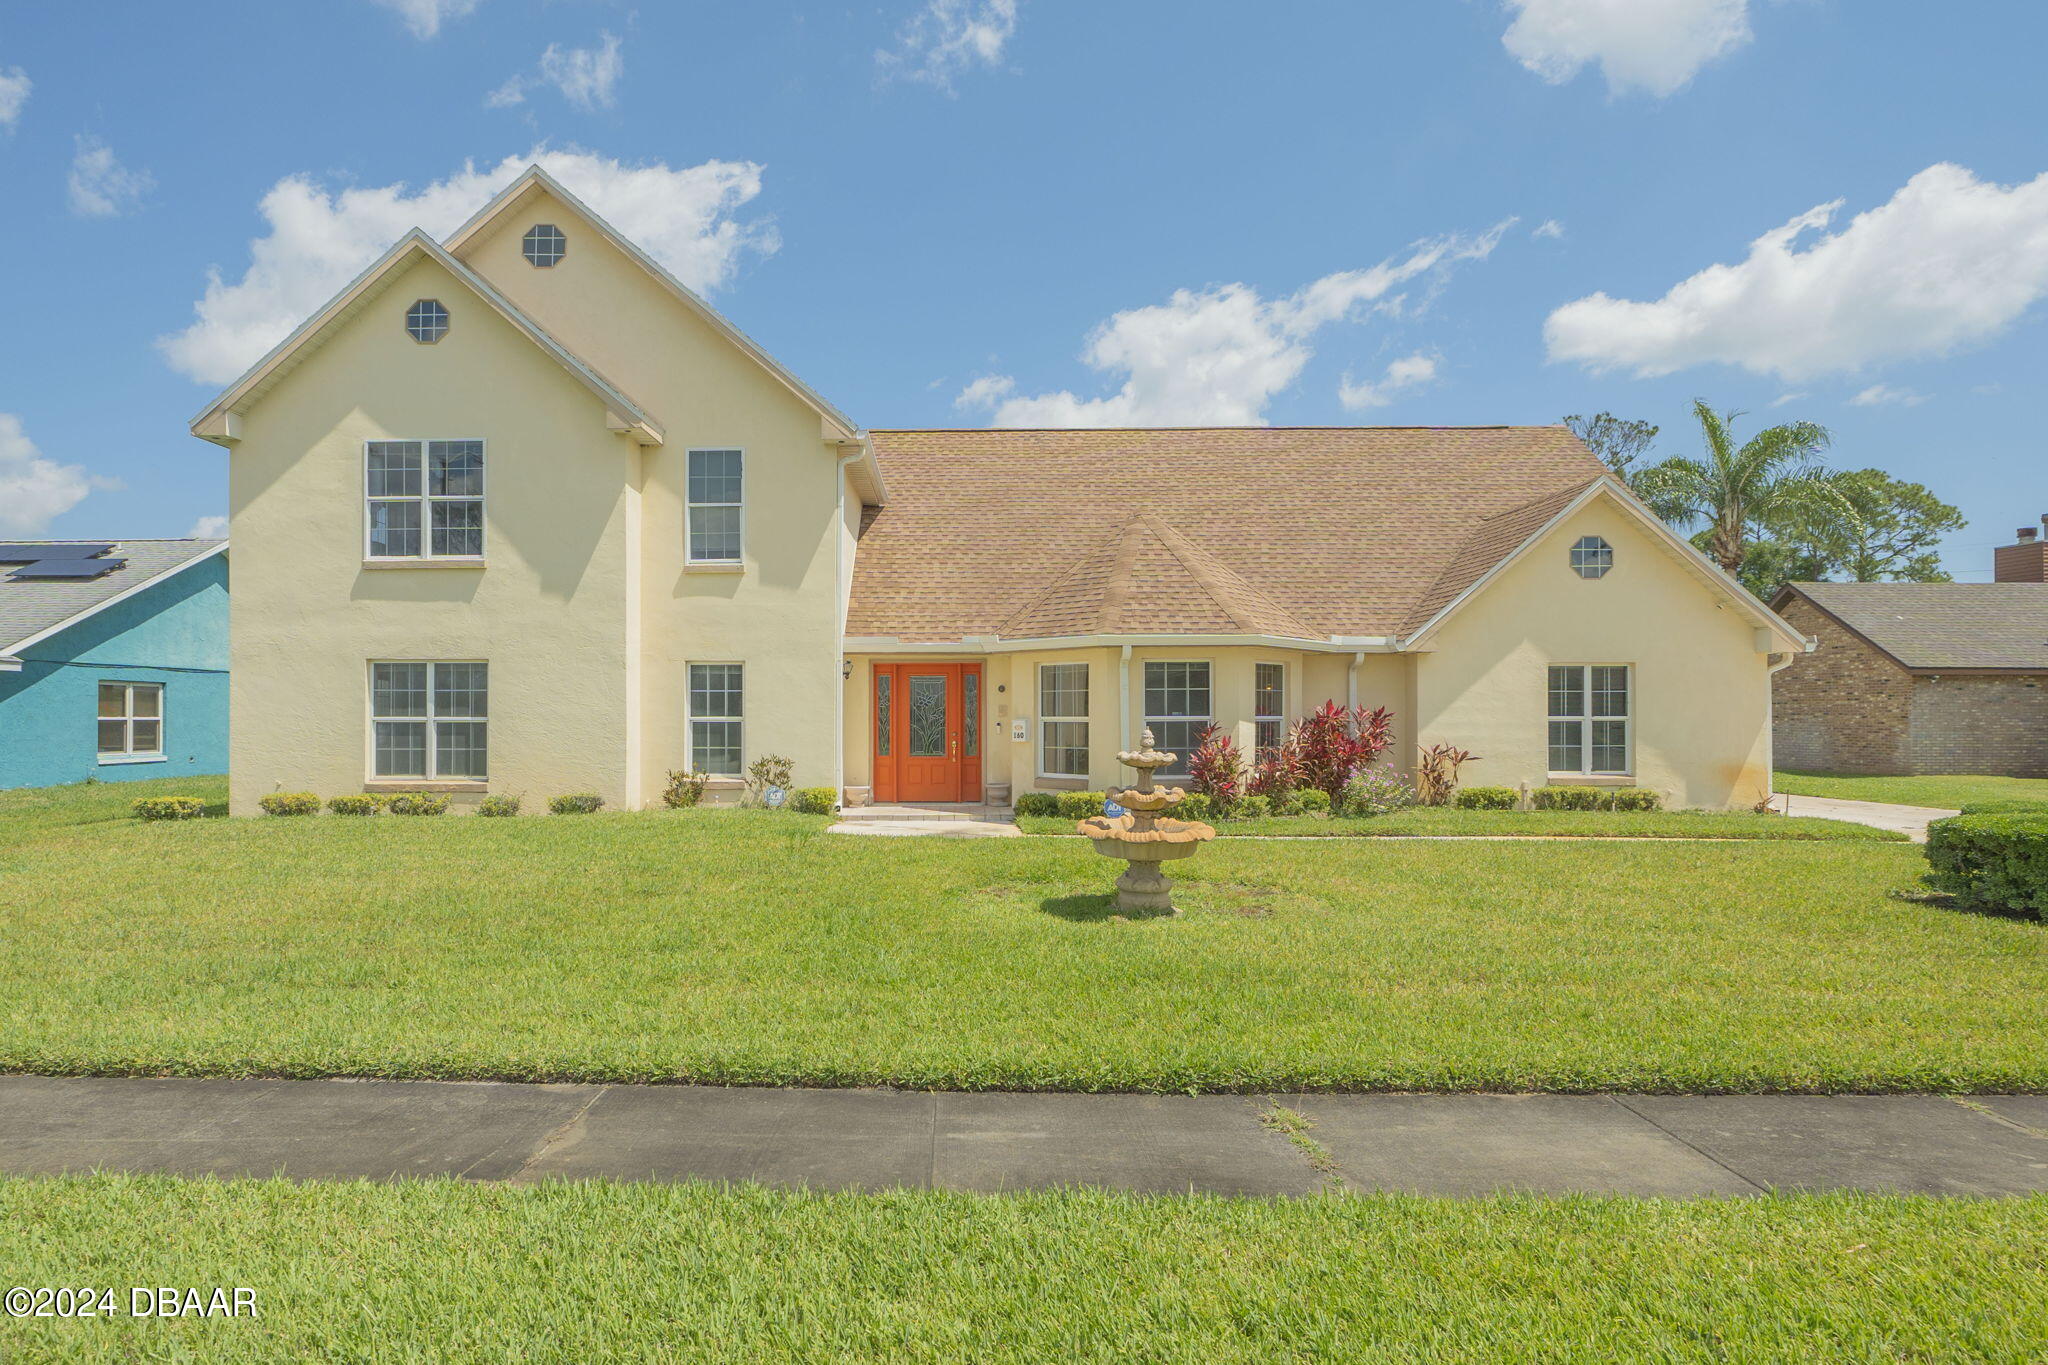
1187,726,1244,806
1289,702,1395,804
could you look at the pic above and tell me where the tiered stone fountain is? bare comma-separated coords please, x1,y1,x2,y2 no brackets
1076,727,1217,914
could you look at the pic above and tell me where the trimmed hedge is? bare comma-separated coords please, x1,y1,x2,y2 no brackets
387,792,450,816
258,792,320,817
1174,792,1216,822
1054,791,1108,821
1926,812,2048,914
1275,788,1331,816
549,793,605,815
477,794,522,818
131,796,205,822
1231,793,1273,820
791,787,839,816
1455,786,1518,811
326,795,381,816
1532,786,1664,812
1958,800,2048,816
1013,791,1058,818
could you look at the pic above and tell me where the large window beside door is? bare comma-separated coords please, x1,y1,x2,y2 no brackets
97,681,163,760
1143,660,1210,778
371,662,488,779
1547,664,1630,775
688,663,744,774
1038,663,1089,777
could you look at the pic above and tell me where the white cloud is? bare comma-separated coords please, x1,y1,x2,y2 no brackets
1769,392,1808,408
0,415,95,535
369,0,481,40
877,0,1017,93
953,375,1016,410
1339,352,1441,411
187,515,229,539
1503,0,1750,97
1545,163,2048,383
0,66,28,130
1848,384,1927,408
492,32,625,111
157,148,778,385
67,135,155,218
1533,219,1565,240
962,223,1510,427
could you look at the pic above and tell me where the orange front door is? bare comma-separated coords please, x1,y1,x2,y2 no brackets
873,662,982,804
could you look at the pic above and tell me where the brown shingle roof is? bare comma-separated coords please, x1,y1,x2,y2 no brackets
1776,582,2048,671
1404,481,1599,635
848,427,1607,641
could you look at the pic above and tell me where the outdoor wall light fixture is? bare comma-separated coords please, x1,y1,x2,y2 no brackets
841,659,853,680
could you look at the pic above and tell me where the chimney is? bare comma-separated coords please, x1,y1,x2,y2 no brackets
1994,516,2048,582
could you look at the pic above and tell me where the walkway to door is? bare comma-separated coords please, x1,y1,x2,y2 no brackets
833,801,1021,838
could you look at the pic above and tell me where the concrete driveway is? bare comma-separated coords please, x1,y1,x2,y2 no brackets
1776,793,1961,842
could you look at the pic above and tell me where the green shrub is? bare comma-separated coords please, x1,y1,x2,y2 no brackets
387,792,449,816
258,792,320,817
1926,813,2048,914
1174,792,1215,822
549,793,605,815
131,796,205,822
1610,787,1664,812
1959,800,2048,816
1292,788,1331,815
1339,764,1416,817
1230,793,1273,820
1455,786,1518,811
1013,791,1059,817
326,795,382,816
477,794,522,817
662,770,709,809
744,755,796,807
791,787,839,816
1055,791,1107,821
1532,786,1609,812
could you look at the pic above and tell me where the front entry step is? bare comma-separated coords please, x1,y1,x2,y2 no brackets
839,803,1012,823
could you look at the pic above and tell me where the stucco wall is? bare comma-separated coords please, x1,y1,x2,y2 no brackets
226,253,638,814
1412,498,1776,809
456,190,849,803
0,554,229,790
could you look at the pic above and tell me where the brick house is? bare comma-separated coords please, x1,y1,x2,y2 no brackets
1771,520,2048,776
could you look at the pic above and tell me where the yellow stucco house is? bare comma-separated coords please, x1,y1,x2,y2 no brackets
196,166,1807,816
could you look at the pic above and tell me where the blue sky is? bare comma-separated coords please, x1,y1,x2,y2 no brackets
1,0,2043,579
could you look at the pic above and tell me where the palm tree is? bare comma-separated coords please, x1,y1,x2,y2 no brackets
1633,400,1838,577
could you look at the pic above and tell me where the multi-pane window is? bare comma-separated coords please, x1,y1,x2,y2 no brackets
687,449,743,563
366,440,485,559
405,298,449,343
372,662,488,779
1038,663,1089,778
522,224,567,267
1143,661,1211,778
1547,664,1629,775
1570,536,1613,579
689,664,744,775
1254,662,1286,754
97,681,163,758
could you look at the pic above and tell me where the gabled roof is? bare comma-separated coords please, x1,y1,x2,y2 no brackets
0,539,226,663
441,165,884,503
1773,581,2048,671
998,512,1320,640
1400,475,1807,651
188,230,662,447
848,425,1611,642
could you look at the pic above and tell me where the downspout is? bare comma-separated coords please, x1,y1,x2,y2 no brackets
1118,645,1133,755
833,445,863,802
1347,651,1364,714
1762,642,1805,812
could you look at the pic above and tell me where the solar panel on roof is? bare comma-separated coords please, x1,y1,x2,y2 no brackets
0,542,114,561
8,558,125,579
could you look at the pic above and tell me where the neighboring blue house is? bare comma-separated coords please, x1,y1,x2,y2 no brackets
0,540,228,791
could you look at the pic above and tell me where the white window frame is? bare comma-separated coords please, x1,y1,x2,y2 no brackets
368,660,489,782
1142,659,1212,779
1037,662,1090,779
686,661,745,776
686,448,745,566
97,680,165,763
1570,535,1614,579
363,439,487,562
1253,660,1286,755
1547,663,1631,777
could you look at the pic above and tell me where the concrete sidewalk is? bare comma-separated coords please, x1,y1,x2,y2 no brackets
2,1077,2045,1197
1775,793,1961,842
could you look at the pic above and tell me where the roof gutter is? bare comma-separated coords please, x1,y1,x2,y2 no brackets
842,633,1398,655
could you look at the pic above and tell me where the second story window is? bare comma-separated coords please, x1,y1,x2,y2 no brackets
687,448,743,564
366,440,485,560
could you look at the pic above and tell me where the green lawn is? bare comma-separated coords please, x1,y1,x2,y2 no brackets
3,776,2042,1092
1017,808,1903,840
1775,771,2048,810
1,1177,2043,1363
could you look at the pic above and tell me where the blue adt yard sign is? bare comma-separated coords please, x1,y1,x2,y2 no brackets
0,540,228,791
